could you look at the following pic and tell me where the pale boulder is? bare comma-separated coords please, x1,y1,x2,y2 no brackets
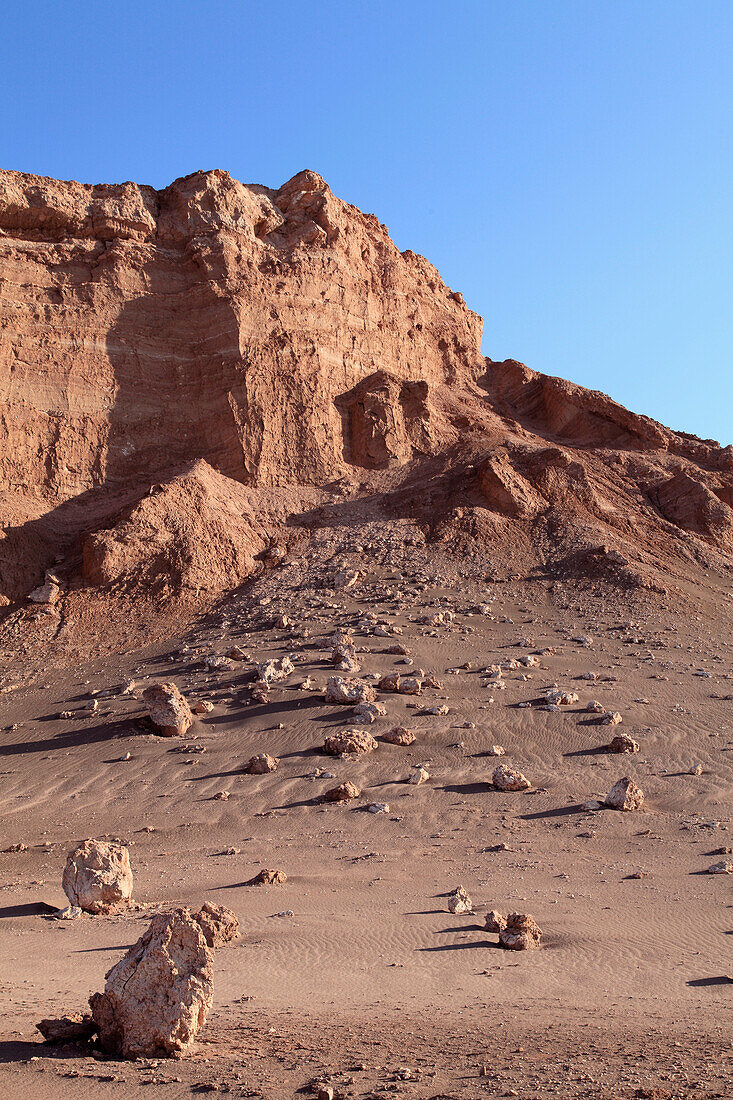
143,682,193,736
62,839,133,914
89,908,213,1058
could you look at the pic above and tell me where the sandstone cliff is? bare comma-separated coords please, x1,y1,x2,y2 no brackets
0,167,731,638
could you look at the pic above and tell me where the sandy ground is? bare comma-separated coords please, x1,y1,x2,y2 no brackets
1,562,732,1098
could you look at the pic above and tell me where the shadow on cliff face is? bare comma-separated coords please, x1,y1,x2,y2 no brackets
103,243,250,489
0,242,254,604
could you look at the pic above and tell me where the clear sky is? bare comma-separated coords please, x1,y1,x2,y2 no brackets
2,1,730,445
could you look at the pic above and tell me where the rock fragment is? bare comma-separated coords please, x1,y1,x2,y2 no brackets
325,677,376,705
607,733,639,754
484,910,507,933
245,752,279,774
381,726,416,745
323,781,361,802
447,886,472,914
37,1013,96,1044
707,860,733,874
249,868,288,885
323,729,377,756
408,765,430,785
492,764,531,791
193,902,240,947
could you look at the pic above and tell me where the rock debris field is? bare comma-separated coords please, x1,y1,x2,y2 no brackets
1,555,733,1098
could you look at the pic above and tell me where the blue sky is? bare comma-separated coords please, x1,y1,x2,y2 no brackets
2,1,730,444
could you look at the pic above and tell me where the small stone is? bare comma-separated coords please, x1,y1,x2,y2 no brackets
601,711,623,726
366,802,390,814
487,745,505,757
707,860,733,874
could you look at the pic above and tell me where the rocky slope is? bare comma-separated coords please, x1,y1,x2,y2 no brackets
0,167,731,642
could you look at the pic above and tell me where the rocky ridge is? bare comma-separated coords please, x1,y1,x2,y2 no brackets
1,167,732,653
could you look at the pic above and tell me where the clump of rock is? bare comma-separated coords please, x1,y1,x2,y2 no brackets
484,910,507,933
350,700,386,724
37,1013,97,1044
499,912,542,950
62,839,133,914
381,726,415,745
249,868,287,885
143,682,193,736
323,729,377,756
193,902,240,947
607,733,639,754
408,765,430,785
448,886,472,914
257,656,295,684
605,776,644,811
325,677,376,705
323,781,361,802
245,752,279,774
492,764,531,791
89,908,213,1058
545,690,579,706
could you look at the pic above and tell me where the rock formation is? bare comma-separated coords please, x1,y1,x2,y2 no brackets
1,166,732,652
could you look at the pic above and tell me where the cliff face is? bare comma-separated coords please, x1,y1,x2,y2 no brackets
0,167,732,621
0,168,483,500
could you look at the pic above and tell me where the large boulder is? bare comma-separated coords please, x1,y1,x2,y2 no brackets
89,908,213,1058
143,682,193,736
62,839,133,914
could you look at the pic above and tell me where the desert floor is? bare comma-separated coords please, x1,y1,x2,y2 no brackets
1,562,732,1099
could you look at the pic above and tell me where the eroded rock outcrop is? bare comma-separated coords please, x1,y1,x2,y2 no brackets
0,166,731,635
